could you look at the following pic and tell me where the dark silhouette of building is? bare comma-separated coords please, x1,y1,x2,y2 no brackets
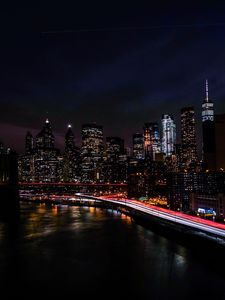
103,136,127,183
215,114,225,170
0,144,19,213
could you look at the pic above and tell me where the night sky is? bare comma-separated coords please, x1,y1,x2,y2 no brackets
1,2,225,153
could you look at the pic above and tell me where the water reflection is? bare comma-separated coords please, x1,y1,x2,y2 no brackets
0,203,224,300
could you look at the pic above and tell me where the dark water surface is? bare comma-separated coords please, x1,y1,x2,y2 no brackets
0,203,225,299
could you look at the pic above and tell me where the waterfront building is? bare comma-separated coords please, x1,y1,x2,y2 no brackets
167,171,225,212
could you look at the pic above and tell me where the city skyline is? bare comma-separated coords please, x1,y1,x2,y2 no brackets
1,94,223,158
1,3,225,152
1,4,225,299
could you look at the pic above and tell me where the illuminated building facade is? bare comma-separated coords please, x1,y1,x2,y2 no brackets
63,125,80,182
161,114,176,157
105,137,124,162
202,80,216,170
18,119,62,182
132,133,144,160
36,118,54,149
143,122,161,159
34,119,61,182
81,123,104,182
181,107,197,168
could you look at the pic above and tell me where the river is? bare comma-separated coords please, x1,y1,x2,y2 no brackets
0,202,224,299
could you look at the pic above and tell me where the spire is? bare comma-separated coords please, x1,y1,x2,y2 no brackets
45,111,49,124
205,79,209,102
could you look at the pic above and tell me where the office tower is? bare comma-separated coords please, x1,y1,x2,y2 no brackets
19,119,61,182
104,136,126,183
181,107,197,168
33,118,59,182
81,123,103,182
105,137,124,161
35,118,54,149
161,114,176,156
65,124,75,151
132,133,144,160
143,122,161,159
63,125,80,182
202,80,216,170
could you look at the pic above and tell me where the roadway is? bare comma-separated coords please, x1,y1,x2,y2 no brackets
75,194,225,238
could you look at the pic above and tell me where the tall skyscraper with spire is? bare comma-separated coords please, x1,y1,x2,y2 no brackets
202,80,214,122
202,80,216,170
63,124,80,182
35,118,54,149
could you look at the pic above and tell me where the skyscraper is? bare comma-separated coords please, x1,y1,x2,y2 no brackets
19,119,61,182
202,80,216,170
104,136,126,183
202,80,214,122
63,124,80,182
181,107,197,168
65,124,75,151
143,122,161,159
105,137,124,161
35,118,54,149
81,123,103,182
161,114,176,157
132,133,144,160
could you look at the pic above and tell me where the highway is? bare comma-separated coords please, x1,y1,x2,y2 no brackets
76,194,225,238
19,190,225,238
